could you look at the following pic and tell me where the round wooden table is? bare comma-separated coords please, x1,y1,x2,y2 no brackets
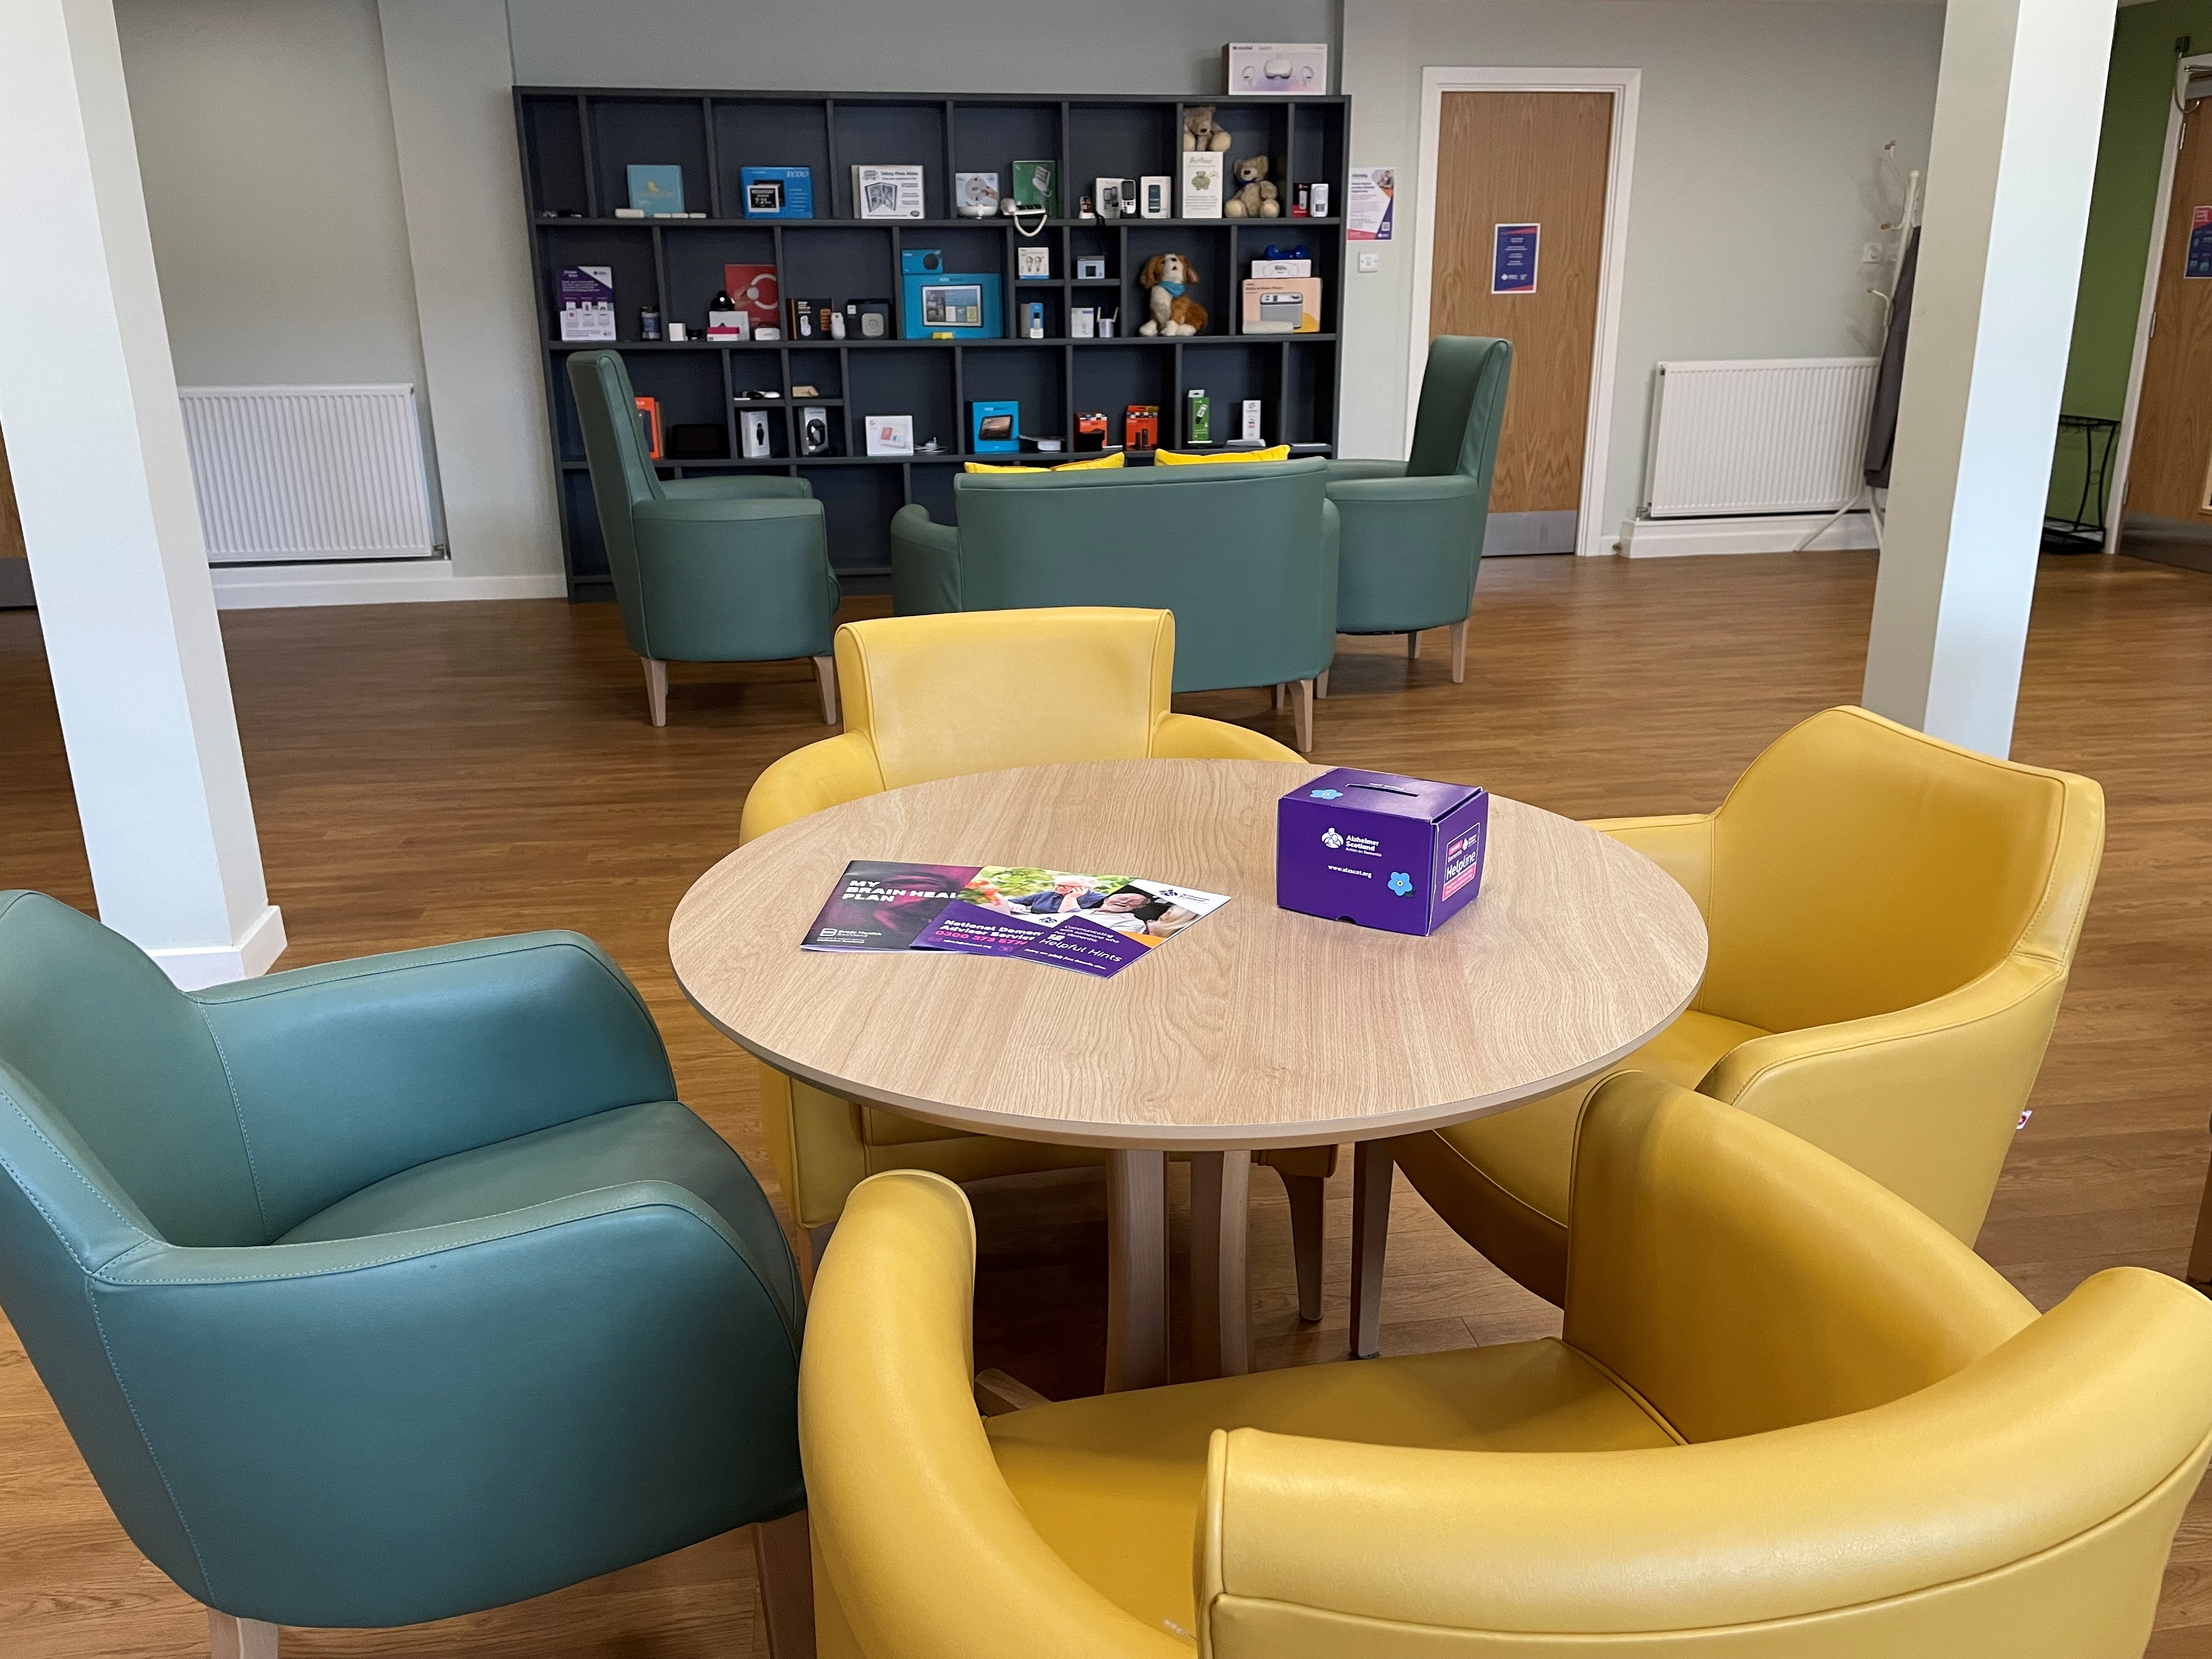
672,759,1706,1390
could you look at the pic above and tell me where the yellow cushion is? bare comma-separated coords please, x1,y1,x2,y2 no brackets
963,452,1126,473
1391,1008,1764,1304
1151,443,1290,466
987,1339,1675,1643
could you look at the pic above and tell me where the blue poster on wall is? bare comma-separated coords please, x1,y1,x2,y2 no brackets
2188,206,2212,279
1492,224,1539,294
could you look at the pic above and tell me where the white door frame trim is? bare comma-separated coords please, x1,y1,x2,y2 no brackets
2108,53,2212,553
1407,66,1641,558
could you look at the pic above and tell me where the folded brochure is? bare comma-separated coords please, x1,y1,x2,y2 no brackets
802,861,1228,978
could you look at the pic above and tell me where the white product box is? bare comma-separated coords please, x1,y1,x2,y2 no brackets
853,165,926,220
864,414,915,456
1241,399,1263,442
1181,151,1224,219
1250,258,1312,279
1224,42,1330,97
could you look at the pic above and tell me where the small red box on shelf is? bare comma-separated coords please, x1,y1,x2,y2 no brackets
1124,404,1159,451
1075,411,1110,452
633,395,663,460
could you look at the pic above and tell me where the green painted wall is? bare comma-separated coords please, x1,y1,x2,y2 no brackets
2052,0,2212,522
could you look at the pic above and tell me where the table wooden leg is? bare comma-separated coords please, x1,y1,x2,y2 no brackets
1105,1149,1169,1392
1190,1150,1252,1380
1351,1141,1392,1358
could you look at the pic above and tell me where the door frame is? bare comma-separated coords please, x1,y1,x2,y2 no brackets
1407,66,1641,557
2109,52,2212,552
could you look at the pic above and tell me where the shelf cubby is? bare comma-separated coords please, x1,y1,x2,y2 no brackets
520,85,1349,593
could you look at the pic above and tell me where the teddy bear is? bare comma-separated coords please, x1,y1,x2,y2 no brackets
1223,154,1280,218
1182,104,1233,153
1136,253,1207,336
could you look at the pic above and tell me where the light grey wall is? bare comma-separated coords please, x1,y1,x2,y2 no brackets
115,0,429,392
1341,0,1943,540
505,0,1340,93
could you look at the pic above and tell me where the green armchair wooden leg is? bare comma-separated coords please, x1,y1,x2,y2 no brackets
209,1612,278,1659
1452,618,1469,684
643,657,669,726
1408,630,1421,661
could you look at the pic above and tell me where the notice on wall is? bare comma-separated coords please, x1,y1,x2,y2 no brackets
1347,167,1395,240
2189,206,2212,279
1491,224,1539,294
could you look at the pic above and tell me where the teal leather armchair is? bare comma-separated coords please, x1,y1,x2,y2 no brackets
889,459,1338,749
0,892,809,1653
568,349,843,727
1325,335,1512,688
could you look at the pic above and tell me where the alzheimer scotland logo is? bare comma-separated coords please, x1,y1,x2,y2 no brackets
1321,827,1345,849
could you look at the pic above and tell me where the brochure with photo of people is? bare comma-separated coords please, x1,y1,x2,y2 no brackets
802,862,1228,978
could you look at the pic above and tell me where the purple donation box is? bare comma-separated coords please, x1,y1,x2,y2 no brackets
1276,768,1489,936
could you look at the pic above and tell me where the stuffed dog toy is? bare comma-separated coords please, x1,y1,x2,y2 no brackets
1137,253,1208,336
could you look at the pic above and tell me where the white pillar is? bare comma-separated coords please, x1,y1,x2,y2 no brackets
0,1,284,988
1861,0,2116,758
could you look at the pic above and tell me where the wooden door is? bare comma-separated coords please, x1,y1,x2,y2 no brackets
1429,91,1612,521
2130,96,2212,524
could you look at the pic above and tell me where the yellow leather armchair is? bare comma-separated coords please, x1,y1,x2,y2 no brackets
739,606,1334,1301
1385,703,2105,1310
800,1073,2212,1657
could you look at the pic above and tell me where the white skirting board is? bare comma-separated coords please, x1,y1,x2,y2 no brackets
211,561,568,610
149,904,287,991
1617,512,1879,559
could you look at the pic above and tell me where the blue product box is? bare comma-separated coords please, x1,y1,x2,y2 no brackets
627,164,686,216
969,400,1019,453
1276,768,1489,936
741,166,815,219
900,250,1004,338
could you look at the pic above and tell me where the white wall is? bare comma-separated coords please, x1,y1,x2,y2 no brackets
1341,0,1944,538
505,0,1340,92
115,0,428,392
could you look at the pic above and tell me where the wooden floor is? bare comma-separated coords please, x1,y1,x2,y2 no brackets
4,547,2211,1656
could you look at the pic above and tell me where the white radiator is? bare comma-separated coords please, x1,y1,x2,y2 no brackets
179,384,437,564
1643,358,1878,518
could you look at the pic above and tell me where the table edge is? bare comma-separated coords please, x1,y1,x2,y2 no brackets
673,963,1703,1152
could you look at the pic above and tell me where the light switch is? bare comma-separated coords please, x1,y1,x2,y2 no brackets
1357,250,1381,273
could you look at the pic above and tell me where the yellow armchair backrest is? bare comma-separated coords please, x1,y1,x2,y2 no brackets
1561,1073,2035,1444
1701,706,2103,1033
836,607,1176,791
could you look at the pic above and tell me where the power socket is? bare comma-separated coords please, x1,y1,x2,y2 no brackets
1357,250,1381,273
1861,242,1884,264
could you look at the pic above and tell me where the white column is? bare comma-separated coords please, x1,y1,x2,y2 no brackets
0,1,283,988
1861,0,2117,758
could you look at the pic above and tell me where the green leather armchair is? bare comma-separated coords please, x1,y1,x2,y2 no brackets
0,891,810,1654
568,349,843,727
889,458,1338,749
1325,335,1512,689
